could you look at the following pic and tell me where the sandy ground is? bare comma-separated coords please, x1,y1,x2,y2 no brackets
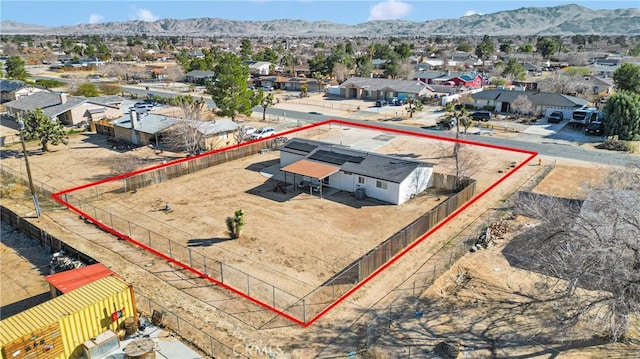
0,224,51,319
2,111,637,357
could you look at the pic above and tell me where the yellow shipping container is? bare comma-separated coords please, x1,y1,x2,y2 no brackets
1,275,137,359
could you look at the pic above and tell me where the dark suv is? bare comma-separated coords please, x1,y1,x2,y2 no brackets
470,111,492,122
585,121,605,135
548,111,564,123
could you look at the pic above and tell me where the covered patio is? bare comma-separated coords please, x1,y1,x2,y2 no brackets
280,159,340,198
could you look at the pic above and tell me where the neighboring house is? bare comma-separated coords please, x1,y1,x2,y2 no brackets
255,76,328,92
195,119,239,149
522,62,542,75
470,89,588,115
4,92,122,128
244,61,272,76
278,138,434,205
338,77,436,100
108,112,238,149
0,80,47,103
413,70,483,88
583,76,615,96
184,70,216,84
372,59,388,69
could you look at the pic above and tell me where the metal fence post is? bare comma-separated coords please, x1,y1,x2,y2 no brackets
302,299,306,323
168,239,172,257
188,247,193,267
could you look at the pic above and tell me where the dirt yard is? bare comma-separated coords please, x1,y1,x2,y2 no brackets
359,160,640,358
60,125,531,301
7,122,629,358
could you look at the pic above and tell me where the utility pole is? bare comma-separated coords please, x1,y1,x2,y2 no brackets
18,117,41,218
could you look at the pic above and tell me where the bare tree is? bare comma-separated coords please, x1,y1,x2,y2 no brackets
104,154,144,192
511,94,534,115
163,65,184,87
163,95,207,154
233,126,250,144
452,144,482,190
331,62,348,83
509,164,640,342
398,58,415,79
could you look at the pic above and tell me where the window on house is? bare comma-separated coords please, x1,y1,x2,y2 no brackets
376,180,387,189
358,176,365,184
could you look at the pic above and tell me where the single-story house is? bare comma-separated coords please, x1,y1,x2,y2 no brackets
338,77,436,100
244,61,272,76
278,138,434,205
0,80,48,103
470,89,589,115
413,70,483,88
109,112,238,149
184,70,216,84
4,92,122,128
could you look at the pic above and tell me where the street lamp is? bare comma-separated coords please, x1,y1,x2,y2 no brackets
18,117,41,218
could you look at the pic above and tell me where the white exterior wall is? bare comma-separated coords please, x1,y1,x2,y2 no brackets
397,166,433,204
280,151,305,166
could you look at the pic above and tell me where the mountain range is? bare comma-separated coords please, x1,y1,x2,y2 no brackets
1,4,639,37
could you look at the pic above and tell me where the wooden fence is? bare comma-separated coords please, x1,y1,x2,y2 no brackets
122,139,279,191
357,177,476,281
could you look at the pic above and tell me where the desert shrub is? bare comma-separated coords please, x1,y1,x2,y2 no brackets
596,136,635,152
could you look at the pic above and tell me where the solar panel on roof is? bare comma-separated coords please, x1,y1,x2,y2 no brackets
284,141,318,153
309,150,364,165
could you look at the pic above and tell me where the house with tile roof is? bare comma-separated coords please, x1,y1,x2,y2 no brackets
278,138,433,205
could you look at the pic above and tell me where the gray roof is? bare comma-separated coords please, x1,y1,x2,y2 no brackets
42,97,86,118
340,77,433,94
0,79,25,93
185,70,216,78
4,91,62,111
110,113,179,135
87,95,123,106
471,90,588,108
281,138,432,183
196,119,238,135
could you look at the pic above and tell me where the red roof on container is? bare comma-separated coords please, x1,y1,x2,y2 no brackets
45,263,117,294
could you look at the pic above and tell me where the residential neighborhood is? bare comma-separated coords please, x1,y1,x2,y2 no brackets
1,2,640,359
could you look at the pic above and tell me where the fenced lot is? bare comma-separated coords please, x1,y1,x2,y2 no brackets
56,122,533,324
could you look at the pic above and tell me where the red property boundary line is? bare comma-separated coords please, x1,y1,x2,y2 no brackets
51,119,537,327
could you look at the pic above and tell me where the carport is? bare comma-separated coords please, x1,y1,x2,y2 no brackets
280,159,340,198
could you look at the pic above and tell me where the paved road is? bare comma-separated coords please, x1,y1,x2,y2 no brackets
260,107,640,167
28,76,639,167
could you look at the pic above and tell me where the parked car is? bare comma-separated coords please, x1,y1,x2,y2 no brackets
130,103,153,112
250,127,276,140
262,85,274,91
585,121,605,135
375,99,388,107
547,111,564,123
308,111,323,115
470,111,492,122
242,126,256,136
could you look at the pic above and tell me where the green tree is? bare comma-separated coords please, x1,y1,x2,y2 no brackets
612,63,640,94
536,37,558,59
475,35,495,70
22,108,68,152
502,58,526,80
393,42,412,59
254,47,278,63
299,84,308,98
260,91,274,121
355,55,373,77
456,42,473,52
603,91,640,141
499,43,513,54
240,39,253,61
73,82,99,97
208,52,258,120
5,56,28,80
518,44,534,53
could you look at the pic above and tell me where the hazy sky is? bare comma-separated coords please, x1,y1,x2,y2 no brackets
1,0,637,27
